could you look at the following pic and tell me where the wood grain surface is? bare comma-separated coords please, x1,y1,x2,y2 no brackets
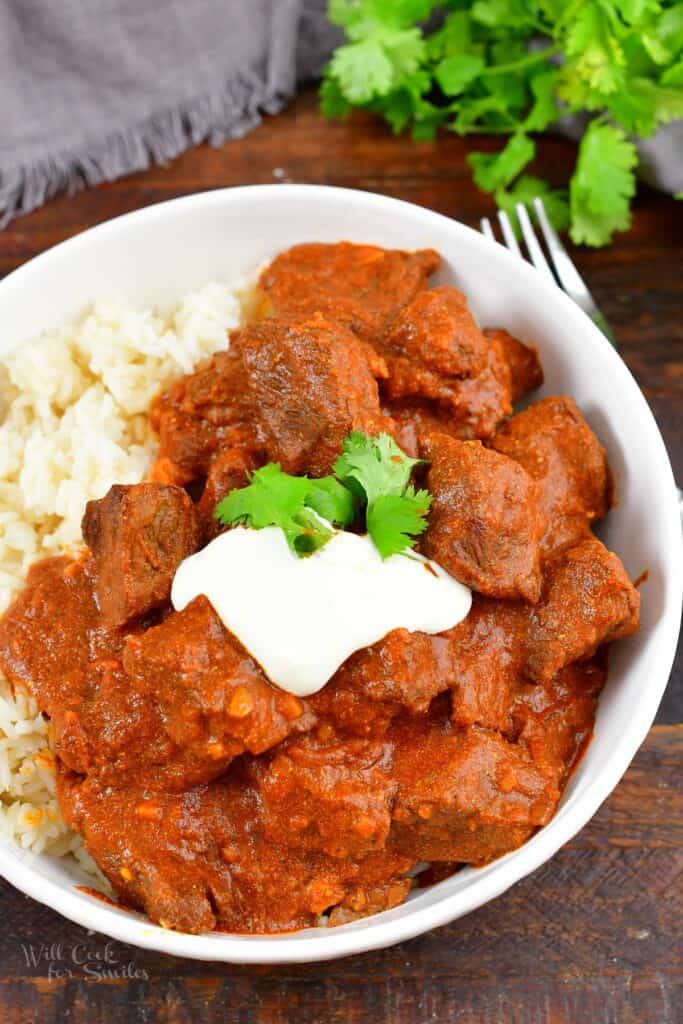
0,90,681,1024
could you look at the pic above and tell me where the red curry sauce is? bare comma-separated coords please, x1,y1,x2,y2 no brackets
0,242,640,934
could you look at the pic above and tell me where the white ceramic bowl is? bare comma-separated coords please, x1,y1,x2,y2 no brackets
0,185,680,963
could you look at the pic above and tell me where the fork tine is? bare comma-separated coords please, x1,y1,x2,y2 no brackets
496,210,522,258
533,198,617,345
480,217,496,243
533,198,592,300
515,203,556,284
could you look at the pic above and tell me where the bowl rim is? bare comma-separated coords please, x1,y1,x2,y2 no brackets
0,183,680,963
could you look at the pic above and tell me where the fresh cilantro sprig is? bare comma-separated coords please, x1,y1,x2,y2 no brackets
333,430,422,504
333,431,432,556
214,432,432,559
321,1,683,247
366,489,432,558
215,463,354,556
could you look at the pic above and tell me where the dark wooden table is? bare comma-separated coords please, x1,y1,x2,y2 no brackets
1,91,681,1024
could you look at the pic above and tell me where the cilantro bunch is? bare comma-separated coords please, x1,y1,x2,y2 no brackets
215,432,432,559
321,1,683,247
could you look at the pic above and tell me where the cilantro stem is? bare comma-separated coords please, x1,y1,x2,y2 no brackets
481,48,558,77
451,123,518,135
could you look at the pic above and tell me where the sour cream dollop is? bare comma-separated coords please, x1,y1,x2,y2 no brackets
171,526,471,697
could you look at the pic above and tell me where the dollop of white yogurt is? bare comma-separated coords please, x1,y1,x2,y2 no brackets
171,526,471,697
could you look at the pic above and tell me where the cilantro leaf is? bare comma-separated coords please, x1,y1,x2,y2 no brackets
658,3,683,56
216,463,310,529
333,431,422,506
569,122,638,247
337,0,436,31
469,133,536,193
607,77,660,135
215,464,348,557
435,54,485,96
381,27,426,80
523,69,560,131
333,433,431,558
305,476,356,526
495,174,570,233
327,0,360,28
651,82,683,121
608,76,683,135
379,70,432,133
620,1,664,27
662,58,683,85
320,72,352,119
366,488,432,559
471,0,541,31
383,0,437,27
328,39,394,103
426,11,476,62
288,508,334,556
562,2,624,97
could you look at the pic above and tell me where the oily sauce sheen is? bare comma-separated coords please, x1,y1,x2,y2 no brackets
0,242,640,935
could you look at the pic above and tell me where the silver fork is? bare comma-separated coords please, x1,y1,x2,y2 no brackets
481,197,615,344
481,197,683,516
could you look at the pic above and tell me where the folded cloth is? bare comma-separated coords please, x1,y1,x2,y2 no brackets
0,0,341,226
0,1,679,228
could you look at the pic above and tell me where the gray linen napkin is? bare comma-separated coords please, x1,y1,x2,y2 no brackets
0,1,679,228
0,0,341,226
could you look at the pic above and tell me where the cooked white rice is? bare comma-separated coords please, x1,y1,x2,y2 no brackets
0,276,251,870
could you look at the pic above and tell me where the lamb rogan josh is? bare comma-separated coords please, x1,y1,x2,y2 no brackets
0,241,640,935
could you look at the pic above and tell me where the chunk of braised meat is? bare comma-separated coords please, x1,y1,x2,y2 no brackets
447,595,607,776
58,766,413,934
58,768,231,934
326,872,413,926
526,536,640,684
385,329,532,455
381,287,488,402
384,398,464,458
238,314,391,475
385,334,513,442
447,596,531,734
512,656,607,780
255,242,440,343
82,483,200,627
150,346,256,486
422,434,544,602
388,713,560,864
197,445,266,540
309,628,454,738
0,556,128,776
484,328,543,403
252,734,397,860
448,332,513,438
0,557,214,787
223,844,414,935
490,396,611,555
123,596,308,773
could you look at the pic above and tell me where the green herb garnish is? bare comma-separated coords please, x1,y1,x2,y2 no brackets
366,488,432,558
320,0,683,247
332,431,432,556
215,431,432,559
304,475,356,526
215,463,352,556
333,430,422,504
